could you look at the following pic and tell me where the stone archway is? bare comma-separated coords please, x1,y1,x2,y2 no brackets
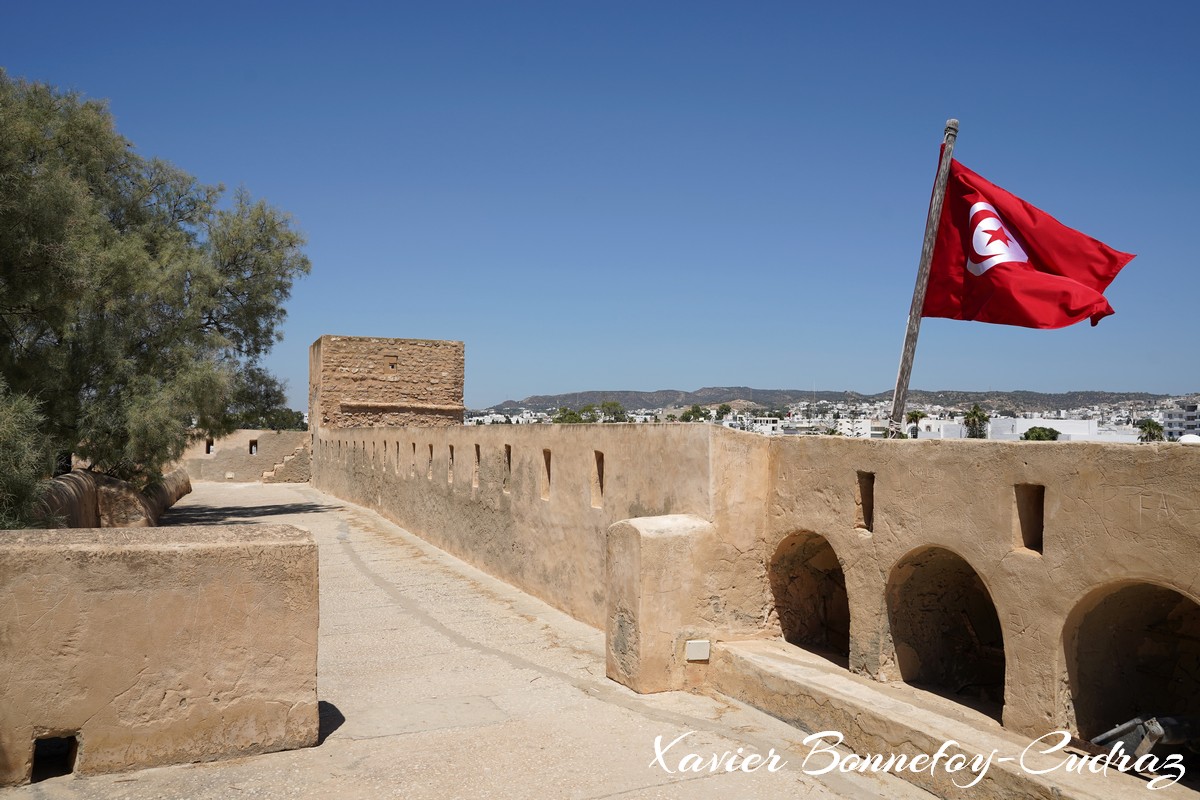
768,532,850,659
1065,581,1200,740
886,546,1005,716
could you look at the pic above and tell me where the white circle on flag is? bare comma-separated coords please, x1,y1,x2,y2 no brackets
966,202,1029,276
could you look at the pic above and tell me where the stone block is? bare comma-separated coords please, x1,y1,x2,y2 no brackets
606,514,713,693
0,524,319,785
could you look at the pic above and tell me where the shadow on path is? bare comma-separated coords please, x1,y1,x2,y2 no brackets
159,502,344,526
317,701,345,745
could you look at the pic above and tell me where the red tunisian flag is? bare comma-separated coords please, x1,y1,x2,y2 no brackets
922,157,1134,328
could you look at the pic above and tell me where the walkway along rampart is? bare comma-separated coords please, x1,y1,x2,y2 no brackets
311,422,1200,741
309,335,1200,766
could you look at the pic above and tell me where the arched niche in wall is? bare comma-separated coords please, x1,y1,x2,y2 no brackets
1064,581,1200,745
886,546,1005,720
768,531,850,662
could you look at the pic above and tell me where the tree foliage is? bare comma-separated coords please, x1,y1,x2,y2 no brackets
551,401,628,424
679,404,711,422
599,400,627,422
552,405,594,424
1020,426,1061,441
0,72,310,485
963,405,990,439
1137,418,1164,442
0,378,54,528
905,409,928,438
225,366,306,431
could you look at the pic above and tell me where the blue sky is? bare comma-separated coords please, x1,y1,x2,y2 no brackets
3,1,1195,408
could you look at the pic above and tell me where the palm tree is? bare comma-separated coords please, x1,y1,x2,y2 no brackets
963,404,990,439
1137,418,1164,442
905,410,928,438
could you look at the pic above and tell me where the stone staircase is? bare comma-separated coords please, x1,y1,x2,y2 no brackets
262,440,312,483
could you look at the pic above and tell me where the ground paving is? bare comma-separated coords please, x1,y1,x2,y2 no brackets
5,481,935,799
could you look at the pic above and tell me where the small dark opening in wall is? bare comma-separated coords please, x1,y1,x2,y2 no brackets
448,444,455,484
205,437,214,454
31,735,78,782
473,444,481,489
1014,484,1045,553
591,450,605,508
855,471,875,531
541,449,552,501
249,439,258,456
503,444,512,494
427,444,434,480
410,442,416,478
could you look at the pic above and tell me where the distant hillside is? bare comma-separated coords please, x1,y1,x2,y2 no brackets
489,387,1173,414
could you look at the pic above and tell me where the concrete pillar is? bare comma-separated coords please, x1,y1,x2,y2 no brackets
606,514,714,693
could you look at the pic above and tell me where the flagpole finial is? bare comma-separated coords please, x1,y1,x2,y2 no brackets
945,119,960,136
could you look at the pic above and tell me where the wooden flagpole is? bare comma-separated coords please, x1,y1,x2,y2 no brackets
888,118,959,438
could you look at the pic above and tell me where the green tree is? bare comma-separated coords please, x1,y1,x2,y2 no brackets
0,72,309,485
551,404,601,424
225,366,305,430
0,379,54,527
963,405,990,439
1021,426,1061,441
905,409,928,438
552,407,583,424
679,404,711,423
1137,418,1164,442
599,400,627,422
715,403,732,421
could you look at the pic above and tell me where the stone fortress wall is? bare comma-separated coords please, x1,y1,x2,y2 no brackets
310,336,1200,750
180,429,310,483
309,335,464,429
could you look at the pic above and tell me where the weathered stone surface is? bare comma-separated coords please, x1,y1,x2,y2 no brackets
35,470,100,528
180,429,309,482
606,514,714,692
0,524,319,785
710,640,1159,800
311,423,713,628
310,419,1200,748
309,335,464,429
34,469,191,529
263,439,313,483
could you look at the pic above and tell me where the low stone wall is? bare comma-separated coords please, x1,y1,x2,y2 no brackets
36,468,192,528
180,430,310,482
0,524,319,785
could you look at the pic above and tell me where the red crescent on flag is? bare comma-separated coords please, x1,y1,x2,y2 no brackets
968,206,1008,264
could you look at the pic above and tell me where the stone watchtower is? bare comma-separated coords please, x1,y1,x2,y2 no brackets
308,336,465,431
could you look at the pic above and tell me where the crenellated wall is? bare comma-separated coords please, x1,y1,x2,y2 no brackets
312,423,719,628
311,421,1200,741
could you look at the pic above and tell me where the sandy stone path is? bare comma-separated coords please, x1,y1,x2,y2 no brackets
9,481,933,799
